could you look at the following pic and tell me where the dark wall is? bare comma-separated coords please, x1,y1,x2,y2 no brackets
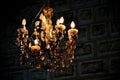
0,0,120,80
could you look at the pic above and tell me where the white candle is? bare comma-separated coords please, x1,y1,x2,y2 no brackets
21,18,28,34
31,39,40,51
22,18,26,30
68,21,78,38
55,16,66,31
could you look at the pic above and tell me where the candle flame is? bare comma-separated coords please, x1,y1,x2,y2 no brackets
59,16,64,24
70,21,75,28
46,44,50,49
22,18,26,26
34,39,38,45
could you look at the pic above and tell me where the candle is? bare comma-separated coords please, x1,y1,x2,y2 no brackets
55,16,66,31
68,21,78,39
21,18,28,34
33,28,39,36
59,16,66,30
31,39,40,51
55,17,66,33
46,44,50,49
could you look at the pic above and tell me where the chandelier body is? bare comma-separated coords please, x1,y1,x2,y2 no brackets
16,6,78,72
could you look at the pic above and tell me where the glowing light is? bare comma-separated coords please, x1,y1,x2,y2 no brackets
70,21,75,28
59,16,64,24
34,39,38,45
22,18,26,26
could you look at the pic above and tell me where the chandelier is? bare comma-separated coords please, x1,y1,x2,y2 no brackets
16,0,78,72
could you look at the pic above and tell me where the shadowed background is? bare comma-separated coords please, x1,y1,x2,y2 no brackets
0,0,120,80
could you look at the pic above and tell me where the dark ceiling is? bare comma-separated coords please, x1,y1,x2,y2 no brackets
2,0,43,26
1,0,119,27
1,0,43,38
1,1,24,25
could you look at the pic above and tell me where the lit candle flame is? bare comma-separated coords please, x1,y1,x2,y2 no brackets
70,21,75,28
46,44,50,49
22,18,26,26
59,16,64,24
34,39,38,45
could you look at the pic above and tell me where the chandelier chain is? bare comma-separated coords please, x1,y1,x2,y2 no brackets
31,3,47,27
